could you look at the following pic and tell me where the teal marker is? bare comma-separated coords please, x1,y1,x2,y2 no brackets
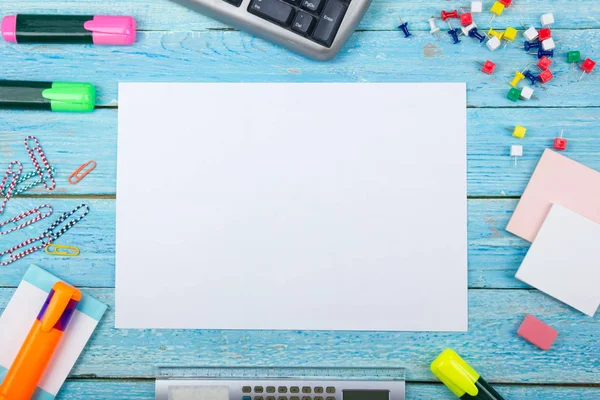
0,80,95,112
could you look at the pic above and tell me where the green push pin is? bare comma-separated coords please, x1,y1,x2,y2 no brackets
567,51,581,63
507,87,521,102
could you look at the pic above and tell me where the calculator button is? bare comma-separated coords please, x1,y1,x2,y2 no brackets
302,387,312,393
254,397,264,400
249,0,295,27
267,387,276,393
255,386,264,393
243,387,252,393
302,397,311,400
315,397,324,400
315,387,324,393
266,397,276,400
242,397,251,400
278,387,288,393
311,0,347,47
300,0,324,13
278,397,289,400
326,387,336,394
326,397,335,400
290,387,300,393
290,397,300,400
291,11,315,36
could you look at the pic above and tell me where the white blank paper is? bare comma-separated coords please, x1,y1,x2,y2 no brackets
516,204,600,317
116,83,467,331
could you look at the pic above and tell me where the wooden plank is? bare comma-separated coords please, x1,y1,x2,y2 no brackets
0,288,596,383
1,198,531,289
2,0,598,31
56,380,600,399
1,107,599,196
0,30,598,108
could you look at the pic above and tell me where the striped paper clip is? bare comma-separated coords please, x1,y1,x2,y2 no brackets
45,244,80,257
0,203,89,266
24,136,56,191
68,161,97,184
0,204,53,236
0,161,23,216
1,167,57,197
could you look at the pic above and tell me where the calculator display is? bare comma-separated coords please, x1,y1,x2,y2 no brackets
343,390,389,400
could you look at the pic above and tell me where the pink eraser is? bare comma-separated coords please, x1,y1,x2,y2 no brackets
1,15,17,43
517,315,558,350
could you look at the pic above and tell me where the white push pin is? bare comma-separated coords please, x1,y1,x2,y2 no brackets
428,17,441,40
540,13,555,27
471,1,483,13
511,145,523,167
541,38,556,51
486,36,502,51
523,26,539,42
519,86,537,101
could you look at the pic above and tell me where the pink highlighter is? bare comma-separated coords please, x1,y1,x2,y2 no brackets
2,15,136,45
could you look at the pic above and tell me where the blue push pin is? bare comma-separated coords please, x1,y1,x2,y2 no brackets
524,70,539,85
523,40,540,51
468,27,485,43
446,21,461,44
538,48,554,59
397,17,412,38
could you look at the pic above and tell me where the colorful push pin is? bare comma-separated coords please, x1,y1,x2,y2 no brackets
428,17,441,40
519,86,537,101
469,27,486,43
507,87,521,102
461,22,477,37
447,21,461,44
538,69,553,83
499,0,512,6
567,50,581,63
509,125,527,138
542,38,556,51
487,28,504,40
524,70,539,85
541,13,555,27
510,145,523,167
530,48,554,59
523,26,539,42
522,40,540,51
460,13,473,26
553,129,567,151
502,27,518,47
486,36,501,51
489,1,505,24
579,58,596,81
441,10,459,21
397,17,412,38
470,1,483,13
509,70,526,87
538,28,551,41
477,60,496,74
537,56,552,70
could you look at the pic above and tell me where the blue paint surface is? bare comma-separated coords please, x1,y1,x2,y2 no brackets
0,0,599,399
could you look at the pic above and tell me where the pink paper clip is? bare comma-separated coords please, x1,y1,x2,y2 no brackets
24,136,56,191
68,161,97,184
0,233,52,267
0,161,23,216
0,204,53,236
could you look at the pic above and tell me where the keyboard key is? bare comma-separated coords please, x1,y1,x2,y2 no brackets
249,0,295,26
326,387,336,394
301,0,324,13
267,387,276,393
290,387,300,393
278,387,288,393
312,0,347,47
243,387,252,393
292,11,316,36
242,397,251,400
315,387,324,393
255,397,264,400
290,397,300,400
326,397,336,400
223,0,243,6
302,387,311,393
266,397,276,400
278,397,289,400
255,386,264,393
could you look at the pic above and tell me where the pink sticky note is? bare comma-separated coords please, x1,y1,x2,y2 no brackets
507,149,600,242
517,315,558,350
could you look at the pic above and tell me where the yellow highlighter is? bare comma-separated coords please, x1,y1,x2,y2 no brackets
431,349,505,400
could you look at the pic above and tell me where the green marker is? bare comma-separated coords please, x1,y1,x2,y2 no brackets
0,80,95,112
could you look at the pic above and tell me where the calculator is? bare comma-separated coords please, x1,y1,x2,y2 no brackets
170,0,372,60
155,367,406,400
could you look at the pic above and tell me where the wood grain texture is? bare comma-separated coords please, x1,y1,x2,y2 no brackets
54,380,600,400
1,108,599,197
0,288,597,384
2,198,528,289
0,30,598,108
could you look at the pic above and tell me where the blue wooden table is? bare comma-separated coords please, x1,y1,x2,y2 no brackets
1,0,599,398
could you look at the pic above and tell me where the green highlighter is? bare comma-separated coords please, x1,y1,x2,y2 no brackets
431,349,505,400
0,80,95,112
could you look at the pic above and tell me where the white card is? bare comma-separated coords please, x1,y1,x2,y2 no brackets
516,204,600,316
116,83,468,331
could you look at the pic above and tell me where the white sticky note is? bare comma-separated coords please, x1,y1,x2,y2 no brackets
116,83,468,332
516,204,600,316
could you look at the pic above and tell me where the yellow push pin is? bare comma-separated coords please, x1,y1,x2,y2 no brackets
509,71,525,88
502,26,518,48
487,28,504,40
489,1,505,24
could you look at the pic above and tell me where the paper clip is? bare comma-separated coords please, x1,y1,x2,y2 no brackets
68,161,97,184
0,203,89,266
2,167,57,197
45,244,80,257
0,161,23,216
24,136,56,191
0,204,53,236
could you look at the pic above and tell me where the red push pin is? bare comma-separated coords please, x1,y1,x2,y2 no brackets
476,60,496,74
460,13,473,26
441,10,459,21
538,69,553,83
537,56,552,71
538,28,551,41
579,58,596,81
553,130,567,151
499,0,512,6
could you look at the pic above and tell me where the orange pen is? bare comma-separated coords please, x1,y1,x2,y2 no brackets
0,282,81,400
